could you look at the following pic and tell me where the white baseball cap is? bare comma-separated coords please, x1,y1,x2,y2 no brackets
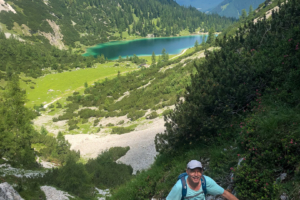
187,160,203,169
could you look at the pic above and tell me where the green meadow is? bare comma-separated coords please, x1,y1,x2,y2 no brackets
21,62,138,108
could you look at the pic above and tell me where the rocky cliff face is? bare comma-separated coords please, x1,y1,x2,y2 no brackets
39,19,65,50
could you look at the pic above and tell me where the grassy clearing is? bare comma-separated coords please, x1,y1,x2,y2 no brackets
179,29,191,36
21,62,138,108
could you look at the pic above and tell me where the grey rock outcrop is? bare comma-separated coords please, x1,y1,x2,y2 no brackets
0,182,24,200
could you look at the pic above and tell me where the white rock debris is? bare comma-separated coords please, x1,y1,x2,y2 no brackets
0,0,16,14
41,186,74,200
39,20,65,50
95,188,111,200
0,164,45,178
0,182,24,200
36,157,57,169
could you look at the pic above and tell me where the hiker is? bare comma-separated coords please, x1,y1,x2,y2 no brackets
166,160,238,200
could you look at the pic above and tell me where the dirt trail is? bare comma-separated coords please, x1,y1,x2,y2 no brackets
170,48,188,60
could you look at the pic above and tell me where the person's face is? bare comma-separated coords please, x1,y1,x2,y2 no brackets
186,168,202,184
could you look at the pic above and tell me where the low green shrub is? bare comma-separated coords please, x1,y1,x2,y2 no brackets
56,102,62,108
117,120,124,125
85,147,132,188
235,103,300,199
69,124,79,131
31,132,80,165
106,123,114,127
127,110,146,121
146,112,158,119
94,118,100,126
111,125,136,135
162,109,172,116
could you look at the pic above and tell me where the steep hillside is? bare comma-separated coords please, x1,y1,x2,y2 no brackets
209,0,266,18
219,0,285,37
109,0,300,199
0,0,235,48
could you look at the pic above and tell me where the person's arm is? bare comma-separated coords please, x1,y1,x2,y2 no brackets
222,190,239,200
166,181,182,200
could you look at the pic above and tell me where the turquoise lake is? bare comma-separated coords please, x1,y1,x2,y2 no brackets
83,35,208,60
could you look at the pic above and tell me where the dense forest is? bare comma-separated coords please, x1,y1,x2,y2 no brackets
0,0,235,47
0,31,96,78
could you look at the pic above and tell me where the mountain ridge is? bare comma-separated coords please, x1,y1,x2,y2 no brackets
209,0,266,18
0,0,235,49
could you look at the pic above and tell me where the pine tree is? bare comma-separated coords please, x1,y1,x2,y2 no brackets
128,26,131,35
41,126,48,136
194,40,199,49
5,63,13,80
240,9,248,20
207,28,215,44
201,35,206,45
161,48,167,61
151,51,156,65
0,75,36,167
249,5,254,18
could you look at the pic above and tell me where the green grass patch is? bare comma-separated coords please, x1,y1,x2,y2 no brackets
111,124,138,134
221,3,229,11
31,143,47,152
21,62,138,108
179,29,191,36
69,122,100,134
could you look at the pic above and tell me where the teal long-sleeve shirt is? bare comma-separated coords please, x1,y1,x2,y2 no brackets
166,175,224,200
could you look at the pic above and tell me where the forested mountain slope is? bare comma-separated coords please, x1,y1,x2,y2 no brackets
0,31,96,78
209,0,266,18
175,0,223,11
0,0,235,48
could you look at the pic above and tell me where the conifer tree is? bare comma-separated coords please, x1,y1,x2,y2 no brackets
151,51,156,65
128,26,131,35
249,5,254,18
41,126,48,136
0,75,36,167
240,9,248,20
207,28,215,44
161,48,167,61
194,40,199,49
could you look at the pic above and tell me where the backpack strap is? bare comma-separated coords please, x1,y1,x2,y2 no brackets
181,175,187,200
201,175,207,196
178,173,188,200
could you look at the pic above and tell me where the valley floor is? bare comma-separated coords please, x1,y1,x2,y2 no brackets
32,47,217,174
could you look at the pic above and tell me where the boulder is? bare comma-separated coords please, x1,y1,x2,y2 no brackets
0,182,24,200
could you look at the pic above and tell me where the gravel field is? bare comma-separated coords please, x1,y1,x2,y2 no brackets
65,117,165,174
